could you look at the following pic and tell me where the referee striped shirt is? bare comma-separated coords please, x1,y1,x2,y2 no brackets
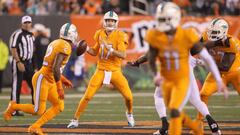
9,29,35,61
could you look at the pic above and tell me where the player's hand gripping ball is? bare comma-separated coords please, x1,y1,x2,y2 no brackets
76,40,87,56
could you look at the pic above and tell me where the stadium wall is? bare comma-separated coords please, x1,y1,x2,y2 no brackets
1,15,240,87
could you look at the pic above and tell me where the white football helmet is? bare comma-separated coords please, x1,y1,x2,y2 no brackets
60,23,78,44
207,18,228,41
103,11,119,31
155,2,181,32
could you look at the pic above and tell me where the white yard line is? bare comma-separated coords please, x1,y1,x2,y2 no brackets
0,91,238,99
133,105,240,109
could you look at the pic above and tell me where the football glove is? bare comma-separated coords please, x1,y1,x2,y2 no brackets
127,61,140,67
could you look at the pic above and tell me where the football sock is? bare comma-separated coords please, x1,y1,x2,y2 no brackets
192,99,210,117
74,97,89,120
160,117,169,134
197,95,209,120
155,97,167,118
125,98,133,114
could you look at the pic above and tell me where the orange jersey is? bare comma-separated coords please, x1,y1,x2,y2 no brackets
40,39,72,82
145,27,199,79
202,32,240,72
92,29,128,71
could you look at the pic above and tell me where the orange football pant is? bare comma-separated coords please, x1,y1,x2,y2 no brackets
74,69,133,120
198,71,240,120
161,77,192,135
12,71,64,127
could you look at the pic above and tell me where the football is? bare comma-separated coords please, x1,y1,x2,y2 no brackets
76,40,87,56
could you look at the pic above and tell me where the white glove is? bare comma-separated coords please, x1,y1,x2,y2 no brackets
216,79,228,99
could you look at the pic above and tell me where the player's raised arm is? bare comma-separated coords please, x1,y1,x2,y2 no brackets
191,43,228,99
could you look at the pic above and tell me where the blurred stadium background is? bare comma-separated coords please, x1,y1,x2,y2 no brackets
0,0,240,134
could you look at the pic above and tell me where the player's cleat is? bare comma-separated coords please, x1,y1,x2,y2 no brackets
28,125,46,135
153,130,160,135
153,129,168,135
206,115,221,135
212,130,221,135
126,112,135,127
159,118,169,135
67,119,79,128
12,111,24,116
3,101,16,121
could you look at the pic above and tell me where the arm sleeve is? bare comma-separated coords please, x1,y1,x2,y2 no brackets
199,48,222,82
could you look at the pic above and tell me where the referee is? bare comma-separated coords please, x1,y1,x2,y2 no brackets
9,15,35,116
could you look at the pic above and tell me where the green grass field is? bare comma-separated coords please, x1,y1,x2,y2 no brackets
0,87,239,126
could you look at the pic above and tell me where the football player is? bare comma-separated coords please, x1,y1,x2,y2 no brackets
67,11,135,128
197,18,240,122
145,2,227,135
128,55,222,135
3,23,77,135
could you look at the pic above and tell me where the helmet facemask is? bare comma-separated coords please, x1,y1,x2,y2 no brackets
104,19,118,31
207,19,228,41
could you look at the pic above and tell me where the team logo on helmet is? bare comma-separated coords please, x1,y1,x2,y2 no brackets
60,23,78,44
